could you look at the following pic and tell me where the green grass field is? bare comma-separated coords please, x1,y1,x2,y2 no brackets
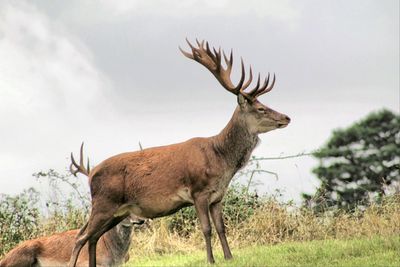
125,236,400,267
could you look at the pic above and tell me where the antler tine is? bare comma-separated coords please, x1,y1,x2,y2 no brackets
218,47,222,66
179,46,193,59
205,42,218,63
87,158,91,174
186,38,200,59
186,38,195,50
240,65,253,94
179,39,195,59
212,47,222,69
247,72,261,95
181,39,278,98
246,70,260,98
70,152,79,176
223,49,234,74
196,39,206,50
248,72,269,96
260,73,271,91
206,41,212,54
255,73,276,97
79,142,85,171
233,58,246,93
70,142,90,177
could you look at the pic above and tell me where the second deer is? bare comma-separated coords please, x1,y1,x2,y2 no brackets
0,215,144,267
68,39,290,266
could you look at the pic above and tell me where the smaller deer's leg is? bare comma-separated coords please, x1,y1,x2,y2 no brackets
210,201,233,260
194,196,215,264
88,215,126,267
69,232,91,267
69,203,121,267
88,238,98,267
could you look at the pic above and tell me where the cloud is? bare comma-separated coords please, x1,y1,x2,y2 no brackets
0,1,115,193
97,0,301,21
0,0,397,203
0,1,112,115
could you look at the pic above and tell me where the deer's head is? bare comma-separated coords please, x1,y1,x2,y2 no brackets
180,39,290,134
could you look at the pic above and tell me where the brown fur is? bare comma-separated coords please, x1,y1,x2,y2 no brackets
68,41,291,266
0,218,136,267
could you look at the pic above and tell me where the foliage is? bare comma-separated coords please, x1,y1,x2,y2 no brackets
167,182,261,236
129,193,400,259
0,170,89,257
2,149,400,261
305,109,400,210
33,169,90,213
0,188,41,256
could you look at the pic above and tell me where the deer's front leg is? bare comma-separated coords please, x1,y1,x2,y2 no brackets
194,195,215,264
210,201,233,260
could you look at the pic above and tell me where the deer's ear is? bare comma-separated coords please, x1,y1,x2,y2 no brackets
237,94,248,109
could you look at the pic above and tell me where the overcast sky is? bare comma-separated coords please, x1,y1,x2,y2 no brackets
0,0,398,202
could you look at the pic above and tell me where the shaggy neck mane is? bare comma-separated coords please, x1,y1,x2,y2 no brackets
212,107,259,170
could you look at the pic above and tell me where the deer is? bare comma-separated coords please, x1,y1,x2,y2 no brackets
0,212,144,267
0,149,145,267
68,39,291,267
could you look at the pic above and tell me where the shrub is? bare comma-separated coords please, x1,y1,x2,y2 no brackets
129,193,400,258
0,188,41,256
166,182,261,236
0,170,89,257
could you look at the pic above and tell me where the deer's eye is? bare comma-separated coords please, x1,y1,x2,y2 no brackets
257,108,265,113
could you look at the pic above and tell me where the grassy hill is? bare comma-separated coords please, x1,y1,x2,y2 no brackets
125,236,400,267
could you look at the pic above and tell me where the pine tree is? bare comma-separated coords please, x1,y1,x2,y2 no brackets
304,109,400,210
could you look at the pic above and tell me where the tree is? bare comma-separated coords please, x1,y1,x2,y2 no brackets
304,109,400,210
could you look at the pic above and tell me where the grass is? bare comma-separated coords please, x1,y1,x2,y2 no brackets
126,195,400,260
125,235,400,267
2,188,399,264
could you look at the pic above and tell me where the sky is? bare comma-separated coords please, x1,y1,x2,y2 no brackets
0,0,399,203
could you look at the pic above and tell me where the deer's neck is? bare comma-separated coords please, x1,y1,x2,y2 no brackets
213,107,259,170
103,224,133,264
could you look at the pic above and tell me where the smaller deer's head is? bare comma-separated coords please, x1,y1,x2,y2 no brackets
180,39,290,134
115,214,146,240
119,214,146,228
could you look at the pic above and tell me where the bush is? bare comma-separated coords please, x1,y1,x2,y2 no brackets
2,162,399,259
167,182,261,236
129,193,400,258
33,169,89,236
0,188,41,256
0,170,89,257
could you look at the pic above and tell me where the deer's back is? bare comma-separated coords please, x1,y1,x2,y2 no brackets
90,137,232,218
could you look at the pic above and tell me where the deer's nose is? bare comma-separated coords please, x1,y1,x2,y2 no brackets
284,115,291,122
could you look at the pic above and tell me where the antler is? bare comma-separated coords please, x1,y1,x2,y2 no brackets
70,142,91,177
179,38,276,101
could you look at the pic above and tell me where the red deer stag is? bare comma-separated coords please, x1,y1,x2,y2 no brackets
68,39,290,266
